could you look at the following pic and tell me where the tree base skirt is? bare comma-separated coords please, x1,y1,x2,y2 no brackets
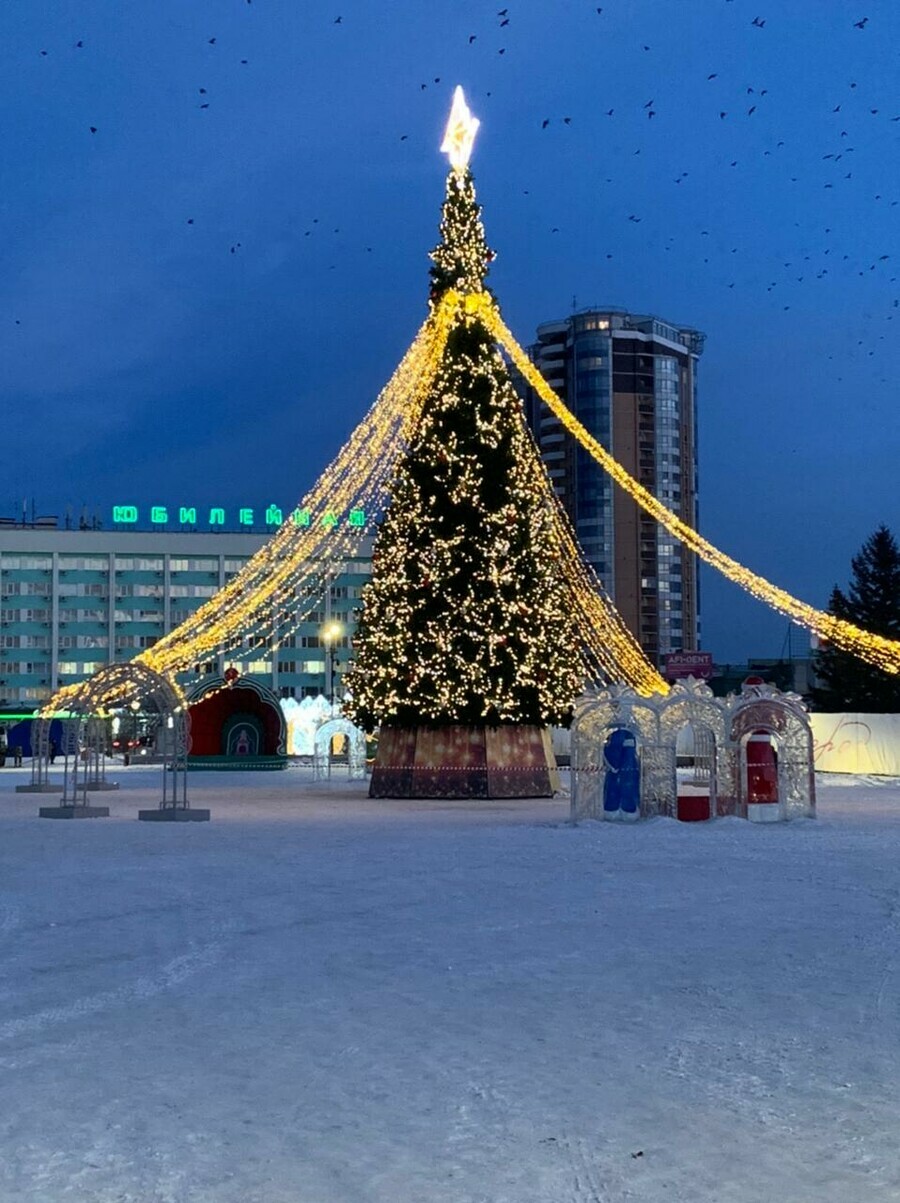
370,725,556,799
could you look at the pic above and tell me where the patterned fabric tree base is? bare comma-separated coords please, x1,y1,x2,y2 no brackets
370,725,555,799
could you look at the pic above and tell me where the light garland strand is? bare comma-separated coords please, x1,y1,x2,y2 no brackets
512,416,667,694
509,379,670,693
135,306,456,678
482,295,900,677
59,275,897,715
44,307,456,714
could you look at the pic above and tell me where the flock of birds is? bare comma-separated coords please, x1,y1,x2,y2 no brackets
12,4,898,374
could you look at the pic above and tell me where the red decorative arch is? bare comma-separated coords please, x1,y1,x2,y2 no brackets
186,677,286,760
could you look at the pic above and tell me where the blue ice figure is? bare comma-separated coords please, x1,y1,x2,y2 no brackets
603,728,640,818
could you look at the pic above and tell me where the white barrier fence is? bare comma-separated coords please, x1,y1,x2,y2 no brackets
811,713,900,776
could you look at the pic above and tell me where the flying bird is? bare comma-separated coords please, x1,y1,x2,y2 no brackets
751,16,766,27
334,15,342,23
853,17,869,28
542,118,550,128
563,116,571,124
707,73,718,80
500,17,510,26
468,35,476,43
208,36,216,44
89,126,97,133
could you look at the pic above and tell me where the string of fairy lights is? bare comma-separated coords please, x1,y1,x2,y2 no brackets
43,312,451,716
42,83,900,717
479,295,900,678
46,284,900,718
141,309,455,672
510,400,667,694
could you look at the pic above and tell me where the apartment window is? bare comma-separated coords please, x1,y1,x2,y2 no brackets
60,557,108,571
59,660,104,675
117,584,161,598
18,634,50,649
114,608,162,622
0,556,51,569
169,584,217,598
169,558,218,572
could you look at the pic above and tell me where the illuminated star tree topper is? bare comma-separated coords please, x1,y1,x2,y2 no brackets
440,85,480,174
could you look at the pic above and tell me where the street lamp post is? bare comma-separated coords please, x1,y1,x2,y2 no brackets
321,622,343,708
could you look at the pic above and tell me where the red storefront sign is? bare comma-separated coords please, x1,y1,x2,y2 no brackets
665,651,714,681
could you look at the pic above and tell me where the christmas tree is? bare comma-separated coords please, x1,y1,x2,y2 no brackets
344,95,582,746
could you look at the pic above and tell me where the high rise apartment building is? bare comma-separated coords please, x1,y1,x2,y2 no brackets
0,527,372,707
520,309,704,665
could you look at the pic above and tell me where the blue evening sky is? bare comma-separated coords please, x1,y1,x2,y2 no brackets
1,0,897,661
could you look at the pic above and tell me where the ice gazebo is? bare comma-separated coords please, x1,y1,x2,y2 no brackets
570,677,815,824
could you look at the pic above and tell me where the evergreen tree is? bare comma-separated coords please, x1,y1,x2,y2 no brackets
344,169,583,731
814,525,900,712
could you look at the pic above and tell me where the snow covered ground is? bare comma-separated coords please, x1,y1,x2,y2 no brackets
0,766,898,1203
